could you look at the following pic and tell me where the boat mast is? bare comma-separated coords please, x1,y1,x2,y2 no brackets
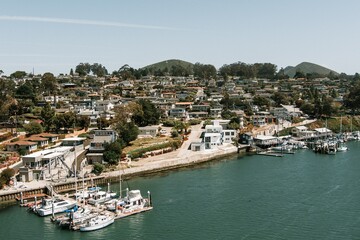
74,140,77,202
340,115,342,136
82,173,85,201
119,171,122,198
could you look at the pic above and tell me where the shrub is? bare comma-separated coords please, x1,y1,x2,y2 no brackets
171,130,179,138
128,140,182,160
0,132,13,142
0,168,15,186
189,119,201,125
162,120,176,127
92,162,105,175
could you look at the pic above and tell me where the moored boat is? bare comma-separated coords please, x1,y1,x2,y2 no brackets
87,191,115,205
79,214,114,232
34,197,77,217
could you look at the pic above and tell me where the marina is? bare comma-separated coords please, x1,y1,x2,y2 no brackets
1,140,360,239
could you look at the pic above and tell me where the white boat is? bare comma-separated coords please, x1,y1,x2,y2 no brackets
74,187,102,200
107,189,150,213
79,214,114,232
34,198,77,216
337,144,348,152
87,191,115,205
54,206,92,227
327,142,337,155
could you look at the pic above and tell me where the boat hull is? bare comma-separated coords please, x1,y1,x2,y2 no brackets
79,218,114,232
36,202,77,216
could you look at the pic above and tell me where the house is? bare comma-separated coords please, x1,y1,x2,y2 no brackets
138,126,158,137
89,129,117,153
95,100,114,112
203,132,223,149
175,102,193,110
78,109,99,126
209,108,222,118
210,119,231,130
252,115,267,126
314,128,333,139
222,129,237,143
191,104,209,112
6,141,38,154
239,132,253,145
281,104,303,118
203,120,236,149
19,146,75,181
292,126,308,137
34,133,59,143
25,136,49,148
87,129,117,165
61,137,87,151
253,135,280,149
188,112,208,119
168,108,187,119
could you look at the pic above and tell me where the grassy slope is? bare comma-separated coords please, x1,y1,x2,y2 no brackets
142,59,194,72
284,62,338,77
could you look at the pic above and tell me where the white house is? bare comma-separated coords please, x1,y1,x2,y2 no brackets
203,120,236,149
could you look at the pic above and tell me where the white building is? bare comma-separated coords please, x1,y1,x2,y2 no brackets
203,120,236,149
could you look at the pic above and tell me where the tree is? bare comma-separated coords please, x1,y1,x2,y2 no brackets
96,117,110,130
115,122,139,145
343,82,360,114
113,102,142,126
41,72,58,104
294,71,306,79
10,71,27,79
77,115,90,131
92,162,104,175
272,92,289,106
193,62,217,79
75,63,91,76
41,103,55,132
15,82,35,99
0,79,15,101
131,99,161,127
91,63,108,77
53,112,76,133
0,168,15,188
253,96,270,109
103,140,122,165
70,68,74,76
24,121,43,135
221,109,237,120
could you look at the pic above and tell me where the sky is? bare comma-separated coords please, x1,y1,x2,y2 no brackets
1,0,360,75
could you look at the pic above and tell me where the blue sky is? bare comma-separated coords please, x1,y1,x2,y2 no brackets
1,0,360,75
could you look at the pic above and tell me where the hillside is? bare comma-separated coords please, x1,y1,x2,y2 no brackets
284,62,338,78
142,59,194,72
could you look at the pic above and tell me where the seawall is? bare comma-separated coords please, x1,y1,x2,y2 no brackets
0,145,238,204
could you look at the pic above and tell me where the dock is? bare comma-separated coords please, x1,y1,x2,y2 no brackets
257,152,284,157
50,191,153,231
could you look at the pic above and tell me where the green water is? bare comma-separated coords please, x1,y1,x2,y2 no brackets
1,141,360,240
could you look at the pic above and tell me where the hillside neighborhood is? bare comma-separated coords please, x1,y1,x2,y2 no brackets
1,60,360,187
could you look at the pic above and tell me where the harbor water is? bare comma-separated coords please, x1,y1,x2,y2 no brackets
1,141,360,239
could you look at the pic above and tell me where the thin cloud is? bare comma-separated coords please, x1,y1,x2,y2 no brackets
0,15,181,31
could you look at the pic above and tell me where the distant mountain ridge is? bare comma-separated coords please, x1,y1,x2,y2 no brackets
142,59,339,78
284,62,338,78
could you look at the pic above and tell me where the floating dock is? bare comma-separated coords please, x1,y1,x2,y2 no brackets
257,152,284,157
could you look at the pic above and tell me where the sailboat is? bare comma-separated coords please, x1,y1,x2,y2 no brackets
337,115,348,152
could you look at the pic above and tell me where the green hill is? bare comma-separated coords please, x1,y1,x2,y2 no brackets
284,62,338,78
142,59,194,73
